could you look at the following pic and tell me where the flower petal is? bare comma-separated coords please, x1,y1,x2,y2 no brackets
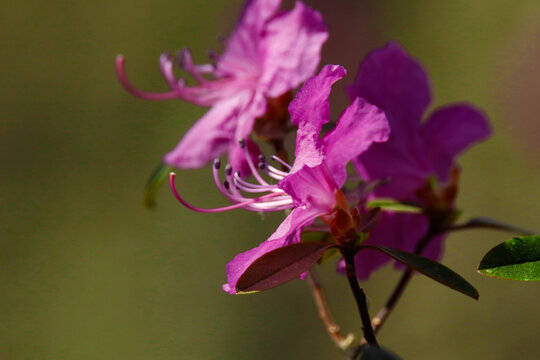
218,0,281,77
223,206,319,294
289,64,347,172
261,1,328,98
323,97,390,187
421,104,491,181
163,95,244,168
279,163,337,212
164,90,265,169
347,42,431,140
353,139,432,200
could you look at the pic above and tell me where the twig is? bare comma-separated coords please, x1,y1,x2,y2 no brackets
306,270,355,351
343,252,378,347
360,229,436,345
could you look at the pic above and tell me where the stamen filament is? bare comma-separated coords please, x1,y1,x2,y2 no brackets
233,173,277,192
176,48,208,84
213,160,246,202
116,55,184,101
271,155,292,169
239,139,269,186
266,164,288,177
160,52,180,89
170,172,286,213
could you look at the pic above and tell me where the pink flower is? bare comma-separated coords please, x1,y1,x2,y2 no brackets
116,0,328,174
168,64,388,293
346,43,492,279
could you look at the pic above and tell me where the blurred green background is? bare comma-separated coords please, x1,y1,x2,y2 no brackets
1,0,539,359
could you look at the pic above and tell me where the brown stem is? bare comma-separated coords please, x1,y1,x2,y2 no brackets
306,270,355,351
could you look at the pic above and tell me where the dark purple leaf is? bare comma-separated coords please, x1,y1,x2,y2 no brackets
236,242,335,293
361,245,479,300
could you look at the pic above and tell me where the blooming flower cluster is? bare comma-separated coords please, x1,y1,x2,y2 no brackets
118,1,491,293
117,0,327,175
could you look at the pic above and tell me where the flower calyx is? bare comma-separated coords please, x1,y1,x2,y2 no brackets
321,190,361,246
417,166,461,231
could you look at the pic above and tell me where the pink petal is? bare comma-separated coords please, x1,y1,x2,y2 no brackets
164,91,253,168
347,42,431,140
353,139,432,200
421,104,491,181
289,64,347,172
261,1,328,98
218,0,281,77
323,97,390,187
279,163,337,212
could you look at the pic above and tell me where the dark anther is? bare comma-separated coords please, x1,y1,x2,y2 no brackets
223,180,230,190
225,164,232,176
213,158,221,169
238,138,246,148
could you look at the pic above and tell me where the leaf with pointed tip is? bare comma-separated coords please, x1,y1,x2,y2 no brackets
456,217,536,235
144,163,173,208
361,245,479,300
366,199,422,214
358,346,402,360
478,235,540,281
236,242,335,293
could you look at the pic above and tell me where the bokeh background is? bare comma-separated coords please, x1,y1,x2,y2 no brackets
1,0,539,359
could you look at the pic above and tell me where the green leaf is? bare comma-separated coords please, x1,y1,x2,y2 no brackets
361,245,479,300
144,163,173,208
358,346,402,360
478,235,540,281
366,198,422,214
236,242,335,293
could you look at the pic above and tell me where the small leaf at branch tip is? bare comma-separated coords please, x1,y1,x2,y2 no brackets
143,163,174,209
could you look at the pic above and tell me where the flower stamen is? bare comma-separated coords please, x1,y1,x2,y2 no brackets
116,55,183,101
169,172,288,213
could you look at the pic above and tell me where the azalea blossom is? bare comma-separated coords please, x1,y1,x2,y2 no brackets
169,65,390,293
116,0,328,174
346,43,492,279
